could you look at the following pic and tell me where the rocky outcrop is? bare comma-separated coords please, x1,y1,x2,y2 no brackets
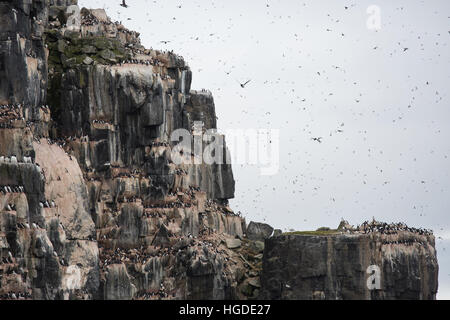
246,221,274,241
1,0,244,300
0,0,439,301
0,140,99,299
44,7,234,201
0,0,98,300
0,0,48,111
260,223,439,300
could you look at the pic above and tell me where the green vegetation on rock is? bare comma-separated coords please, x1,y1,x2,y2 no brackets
45,30,130,71
283,228,340,236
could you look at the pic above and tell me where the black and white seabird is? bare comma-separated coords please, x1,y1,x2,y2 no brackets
238,79,251,88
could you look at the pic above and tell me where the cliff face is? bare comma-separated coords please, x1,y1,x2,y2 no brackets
0,0,251,300
0,0,48,111
260,229,439,300
45,7,234,201
0,0,439,301
0,0,101,300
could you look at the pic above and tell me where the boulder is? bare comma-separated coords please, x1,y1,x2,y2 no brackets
226,238,242,249
246,222,274,241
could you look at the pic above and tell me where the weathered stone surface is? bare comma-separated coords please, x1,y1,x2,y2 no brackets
250,240,265,253
260,231,439,300
272,229,282,237
103,263,136,300
34,141,95,240
0,0,48,113
247,221,274,241
226,238,242,249
0,0,439,301
43,1,239,300
0,137,99,299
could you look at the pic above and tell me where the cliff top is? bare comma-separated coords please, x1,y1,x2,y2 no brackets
283,220,434,240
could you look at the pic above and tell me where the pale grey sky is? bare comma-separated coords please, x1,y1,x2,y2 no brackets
79,0,450,299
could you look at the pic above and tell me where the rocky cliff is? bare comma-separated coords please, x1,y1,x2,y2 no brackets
0,0,258,300
0,0,439,300
260,221,439,300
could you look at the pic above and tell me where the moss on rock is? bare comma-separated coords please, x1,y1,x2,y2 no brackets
282,229,340,236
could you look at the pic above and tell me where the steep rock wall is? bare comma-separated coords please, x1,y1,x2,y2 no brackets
0,0,439,301
0,0,245,300
260,231,438,300
0,0,48,115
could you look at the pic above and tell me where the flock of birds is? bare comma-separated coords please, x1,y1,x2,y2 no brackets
0,183,57,211
351,220,433,237
104,2,446,234
204,199,243,218
0,104,25,128
142,200,194,209
0,292,32,300
79,10,187,69
0,104,52,129
0,185,24,194
39,200,57,209
114,56,167,68
1,252,14,265
97,219,233,300
91,119,110,125
134,288,173,300
151,141,170,147
49,5,187,74
1,0,448,297
1,203,17,212
0,156,33,164
99,235,222,269
94,0,251,89
99,246,170,268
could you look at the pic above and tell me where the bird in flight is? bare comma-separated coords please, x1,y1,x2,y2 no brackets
120,0,129,8
238,79,251,88
311,137,323,143
160,40,171,44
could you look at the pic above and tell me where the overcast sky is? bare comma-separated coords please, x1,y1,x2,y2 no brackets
79,0,450,299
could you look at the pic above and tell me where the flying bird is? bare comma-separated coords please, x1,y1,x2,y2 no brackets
311,137,323,143
238,79,251,88
160,40,171,44
120,0,129,8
